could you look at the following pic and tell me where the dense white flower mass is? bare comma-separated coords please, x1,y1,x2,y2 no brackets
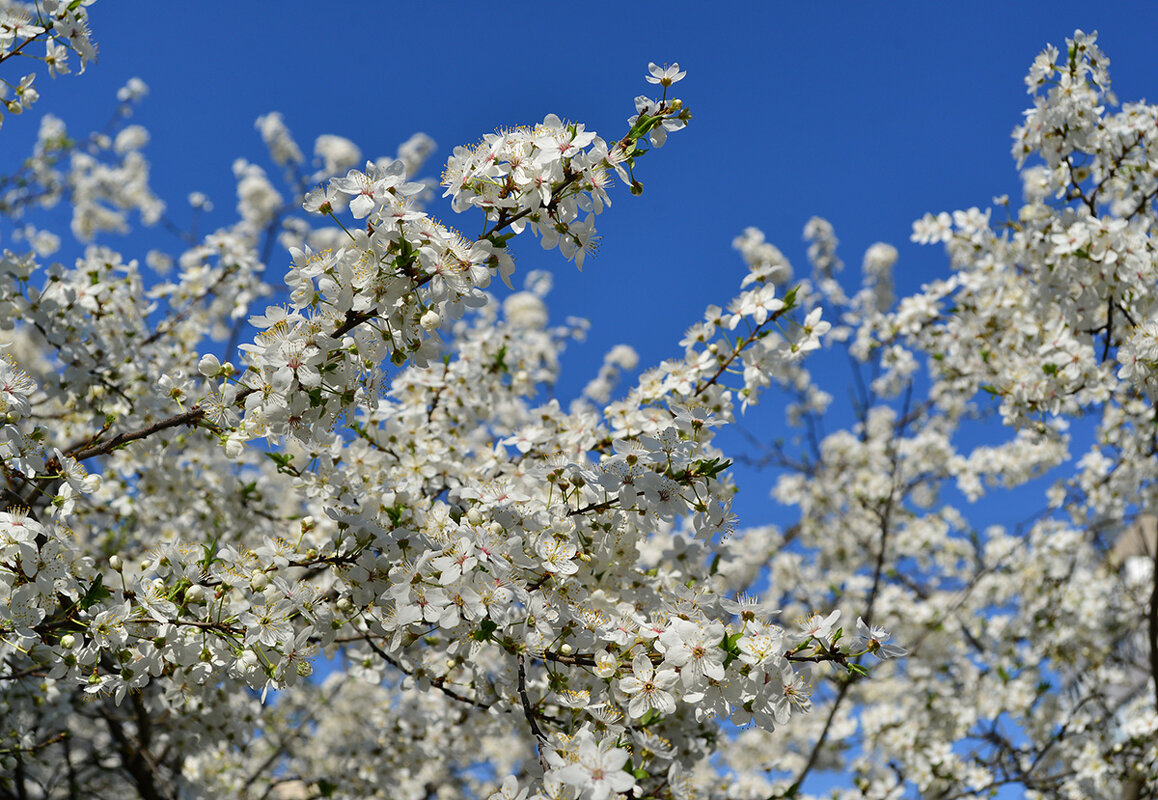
0,9,1155,800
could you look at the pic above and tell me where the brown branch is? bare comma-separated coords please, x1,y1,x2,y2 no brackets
863,487,896,629
772,679,853,799
693,307,789,398
1150,533,1158,713
0,731,67,757
99,707,175,800
66,407,208,462
0,30,45,67
775,436,901,798
361,634,492,713
541,650,595,667
516,653,545,741
331,309,381,340
142,264,240,346
481,171,583,240
567,499,617,517
240,681,343,798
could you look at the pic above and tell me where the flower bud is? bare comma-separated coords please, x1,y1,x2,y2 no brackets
198,353,221,377
224,435,244,460
420,309,441,331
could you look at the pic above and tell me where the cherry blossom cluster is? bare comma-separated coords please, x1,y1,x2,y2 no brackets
0,23,906,798
216,66,693,453
739,30,1158,798
0,0,96,128
3,14,1156,800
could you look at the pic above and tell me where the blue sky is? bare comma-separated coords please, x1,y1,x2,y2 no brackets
7,3,1158,521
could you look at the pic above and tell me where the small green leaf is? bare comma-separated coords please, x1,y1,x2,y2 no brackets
473,619,498,641
201,536,222,572
80,575,111,611
487,232,516,249
491,345,509,374
781,285,799,310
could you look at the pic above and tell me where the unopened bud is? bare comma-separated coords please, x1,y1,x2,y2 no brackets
197,353,221,377
420,309,441,331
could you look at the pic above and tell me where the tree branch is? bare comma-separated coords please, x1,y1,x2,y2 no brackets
66,407,208,462
516,653,546,742
1149,533,1158,713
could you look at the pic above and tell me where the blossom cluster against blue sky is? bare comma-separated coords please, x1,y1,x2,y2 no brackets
6,1,1158,524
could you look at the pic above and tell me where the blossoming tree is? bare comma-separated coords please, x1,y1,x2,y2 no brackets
0,5,1154,799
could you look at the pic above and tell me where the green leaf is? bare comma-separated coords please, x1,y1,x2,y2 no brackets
626,113,655,140
721,631,743,668
693,457,732,480
486,232,516,249
473,618,498,641
491,345,509,374
201,536,222,572
781,285,799,310
383,504,405,526
79,575,111,611
266,452,296,476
